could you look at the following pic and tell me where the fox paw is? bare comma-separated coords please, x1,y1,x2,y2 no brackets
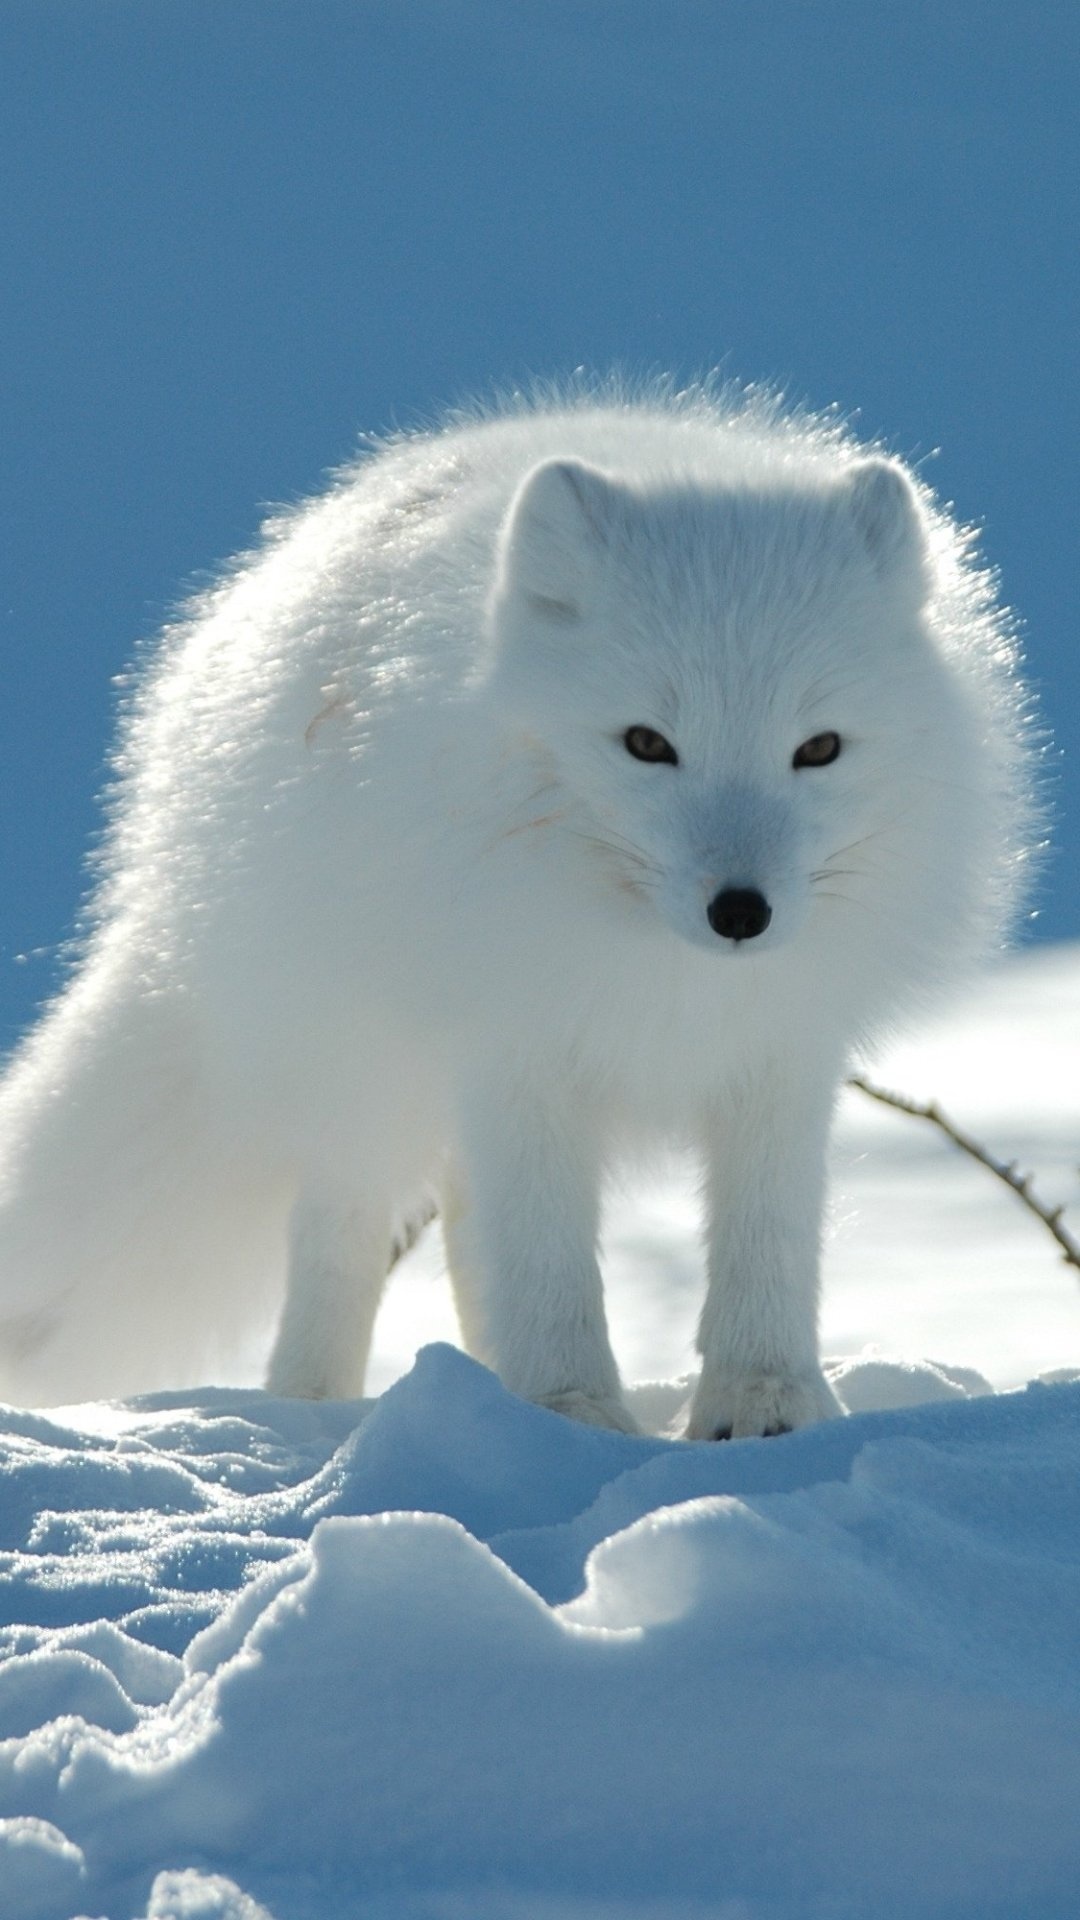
536,1388,641,1435
685,1368,842,1441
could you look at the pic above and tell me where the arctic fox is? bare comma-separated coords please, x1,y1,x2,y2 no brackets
0,384,1033,1433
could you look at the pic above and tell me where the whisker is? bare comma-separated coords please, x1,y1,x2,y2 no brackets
811,887,872,914
567,826,663,877
821,820,908,863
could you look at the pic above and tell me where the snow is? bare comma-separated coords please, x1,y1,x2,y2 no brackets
2,943,1079,1919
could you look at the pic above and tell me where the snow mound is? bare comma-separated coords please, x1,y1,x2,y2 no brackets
1,1344,1079,1919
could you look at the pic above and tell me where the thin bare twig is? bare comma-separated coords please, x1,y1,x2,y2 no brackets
387,1198,439,1273
849,1075,1080,1276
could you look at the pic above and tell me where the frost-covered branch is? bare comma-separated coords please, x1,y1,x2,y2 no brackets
849,1076,1080,1277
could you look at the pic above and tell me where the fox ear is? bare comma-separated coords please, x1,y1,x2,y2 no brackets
496,458,623,622
845,457,931,600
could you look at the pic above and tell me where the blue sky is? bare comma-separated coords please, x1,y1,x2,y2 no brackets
1,0,1077,1050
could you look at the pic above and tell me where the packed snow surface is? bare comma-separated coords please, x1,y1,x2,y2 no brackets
1,943,1079,1919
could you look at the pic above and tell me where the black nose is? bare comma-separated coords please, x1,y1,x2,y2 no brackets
707,887,772,942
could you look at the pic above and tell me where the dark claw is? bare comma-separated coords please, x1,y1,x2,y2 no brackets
710,1421,792,1442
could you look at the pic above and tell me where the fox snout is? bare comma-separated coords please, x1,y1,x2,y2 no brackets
706,887,773,942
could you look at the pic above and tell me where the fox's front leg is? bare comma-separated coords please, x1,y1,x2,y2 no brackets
443,1077,638,1434
267,1185,391,1400
688,1064,844,1441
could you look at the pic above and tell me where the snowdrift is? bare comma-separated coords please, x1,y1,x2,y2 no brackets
1,1344,1078,1920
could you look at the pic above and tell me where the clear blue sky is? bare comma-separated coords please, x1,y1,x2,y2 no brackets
1,0,1077,1050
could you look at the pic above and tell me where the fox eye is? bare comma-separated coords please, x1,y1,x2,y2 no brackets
624,725,678,766
793,731,841,769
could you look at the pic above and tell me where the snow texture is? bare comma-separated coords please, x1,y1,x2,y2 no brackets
1,943,1079,1919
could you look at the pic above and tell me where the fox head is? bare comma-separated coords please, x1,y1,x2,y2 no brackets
484,445,999,983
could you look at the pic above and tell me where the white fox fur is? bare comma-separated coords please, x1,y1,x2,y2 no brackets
0,383,1035,1431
